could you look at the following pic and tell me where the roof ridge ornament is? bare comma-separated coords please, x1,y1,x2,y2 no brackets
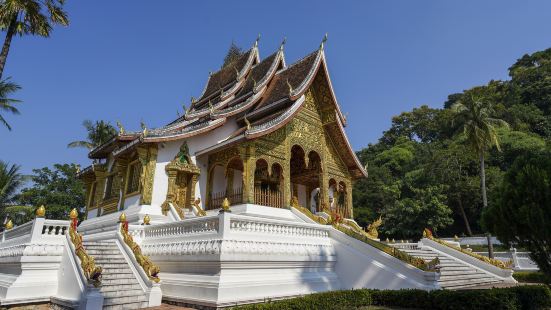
287,79,293,95
279,37,287,50
244,115,251,130
255,34,261,47
208,100,214,114
116,121,125,135
320,33,328,50
141,120,148,137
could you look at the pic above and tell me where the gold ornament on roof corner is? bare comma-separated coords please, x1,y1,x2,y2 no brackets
70,208,78,219
143,214,151,225
141,121,148,137
366,216,382,239
119,212,127,223
320,33,328,50
244,115,251,130
36,205,46,218
116,121,125,135
287,79,293,94
5,219,13,230
208,100,214,114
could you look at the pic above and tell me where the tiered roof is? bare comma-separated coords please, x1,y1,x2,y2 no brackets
89,37,367,179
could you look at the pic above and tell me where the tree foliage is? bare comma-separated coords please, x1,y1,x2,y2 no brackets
0,77,21,131
17,163,84,220
0,160,24,209
67,119,117,150
483,150,551,277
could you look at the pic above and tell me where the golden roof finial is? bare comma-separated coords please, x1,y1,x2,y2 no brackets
143,214,151,225
287,79,293,94
5,219,13,230
119,212,127,223
320,33,328,50
208,100,214,113
280,37,287,50
116,121,125,135
244,115,251,130
141,121,148,137
69,208,78,220
36,205,46,218
191,96,196,104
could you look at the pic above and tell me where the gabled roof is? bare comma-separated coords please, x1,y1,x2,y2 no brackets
90,38,366,179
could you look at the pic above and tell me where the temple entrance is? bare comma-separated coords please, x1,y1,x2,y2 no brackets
254,159,284,208
207,157,244,210
290,145,323,212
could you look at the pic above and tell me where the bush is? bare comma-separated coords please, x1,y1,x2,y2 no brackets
514,272,551,284
234,289,371,310
232,285,551,310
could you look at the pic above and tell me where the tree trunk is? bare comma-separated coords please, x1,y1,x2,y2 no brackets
479,152,488,208
0,15,18,80
457,196,472,236
487,233,494,259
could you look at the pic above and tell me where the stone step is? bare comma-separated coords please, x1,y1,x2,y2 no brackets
103,301,149,310
102,277,140,284
102,273,137,280
97,263,132,269
101,268,134,274
103,293,147,306
86,250,121,255
83,245,120,250
441,278,501,289
101,284,142,292
439,269,479,276
95,259,127,265
102,289,144,298
440,273,497,282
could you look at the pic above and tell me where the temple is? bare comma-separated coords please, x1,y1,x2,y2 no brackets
80,36,366,221
0,37,516,309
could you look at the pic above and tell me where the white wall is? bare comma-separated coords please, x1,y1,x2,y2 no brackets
150,119,239,209
231,168,243,190
124,194,141,209
212,165,226,195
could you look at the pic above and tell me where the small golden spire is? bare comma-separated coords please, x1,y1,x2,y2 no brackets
209,100,214,114
116,121,125,135
36,205,46,218
141,121,148,137
287,79,293,94
119,212,127,223
143,214,151,225
280,37,287,50
221,198,231,212
244,115,251,130
5,219,13,230
69,208,78,219
191,96,196,104
320,33,328,50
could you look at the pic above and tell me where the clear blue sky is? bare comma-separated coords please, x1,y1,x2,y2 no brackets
2,0,551,174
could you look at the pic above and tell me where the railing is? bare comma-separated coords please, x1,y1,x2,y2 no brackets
254,187,283,208
144,216,220,239
2,220,34,241
208,187,243,210
392,243,419,250
42,219,70,236
474,250,539,271
68,210,102,287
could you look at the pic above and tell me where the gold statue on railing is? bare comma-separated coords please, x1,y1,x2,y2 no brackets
69,208,102,287
119,213,161,283
366,216,383,239
193,197,206,216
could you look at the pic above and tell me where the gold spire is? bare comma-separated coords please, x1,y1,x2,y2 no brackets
119,212,127,223
244,115,251,130
287,79,293,94
222,198,230,211
209,100,214,113
143,214,151,225
69,208,78,219
5,219,13,230
36,205,46,218
320,33,328,50
141,121,148,137
116,121,125,135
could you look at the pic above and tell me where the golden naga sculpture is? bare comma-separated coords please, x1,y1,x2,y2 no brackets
366,216,383,239
193,198,206,216
5,219,13,230
422,228,512,269
119,213,161,283
35,205,46,218
291,196,327,225
69,208,102,287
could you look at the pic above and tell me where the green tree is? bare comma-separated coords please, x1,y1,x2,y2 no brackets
222,41,243,68
0,78,21,130
67,119,117,150
0,160,24,209
483,150,551,277
452,87,508,209
0,0,69,79
17,163,84,220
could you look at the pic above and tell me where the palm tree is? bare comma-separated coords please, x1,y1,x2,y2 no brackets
0,78,21,130
67,120,117,150
0,0,69,79
0,161,24,209
452,88,508,209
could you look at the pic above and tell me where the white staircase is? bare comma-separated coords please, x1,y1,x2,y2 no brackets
84,240,149,309
398,246,505,289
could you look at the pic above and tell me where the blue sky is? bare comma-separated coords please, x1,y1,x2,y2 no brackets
2,0,551,174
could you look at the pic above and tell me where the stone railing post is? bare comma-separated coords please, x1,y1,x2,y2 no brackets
511,247,520,269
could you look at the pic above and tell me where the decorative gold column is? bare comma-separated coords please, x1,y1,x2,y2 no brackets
283,161,291,208
188,174,198,208
346,179,354,219
161,170,178,214
225,168,234,197
138,145,158,205
114,159,128,210
240,143,256,204
93,168,108,216
318,165,329,212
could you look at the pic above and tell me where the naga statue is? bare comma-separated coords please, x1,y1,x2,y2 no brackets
366,216,383,239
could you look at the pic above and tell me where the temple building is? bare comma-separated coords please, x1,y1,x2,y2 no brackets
79,36,367,221
0,37,516,309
